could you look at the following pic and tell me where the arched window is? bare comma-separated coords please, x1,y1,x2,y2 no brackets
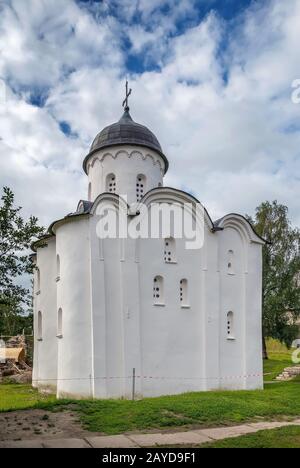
106,173,116,193
153,276,164,305
36,268,41,294
37,311,43,341
180,279,189,307
88,182,92,202
164,238,176,263
227,250,234,274
57,308,63,338
227,311,234,339
56,254,60,282
136,174,146,202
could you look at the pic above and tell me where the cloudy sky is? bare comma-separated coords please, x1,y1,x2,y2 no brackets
0,0,300,229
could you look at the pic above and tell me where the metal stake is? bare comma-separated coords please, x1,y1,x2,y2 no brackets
132,368,136,401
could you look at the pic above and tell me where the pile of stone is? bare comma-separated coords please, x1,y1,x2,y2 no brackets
0,335,32,383
5,335,26,349
276,366,300,381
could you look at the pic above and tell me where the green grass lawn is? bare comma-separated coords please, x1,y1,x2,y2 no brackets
202,425,300,448
0,340,298,436
0,384,57,412
76,381,300,434
1,381,300,435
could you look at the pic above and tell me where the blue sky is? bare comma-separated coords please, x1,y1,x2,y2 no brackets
0,0,299,228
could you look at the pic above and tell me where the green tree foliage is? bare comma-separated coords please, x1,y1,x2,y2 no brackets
0,187,44,335
248,201,300,353
0,301,33,336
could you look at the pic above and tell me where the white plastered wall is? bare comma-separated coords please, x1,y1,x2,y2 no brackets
33,237,58,392
55,217,93,399
86,146,165,204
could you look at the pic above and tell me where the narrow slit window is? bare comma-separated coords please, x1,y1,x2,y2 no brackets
164,238,176,263
88,182,92,201
227,311,234,339
37,311,43,341
153,276,164,305
57,308,63,338
56,254,60,282
227,250,234,274
36,268,41,294
136,174,146,202
106,174,117,193
180,279,189,307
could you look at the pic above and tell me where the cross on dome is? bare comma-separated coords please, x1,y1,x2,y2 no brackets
122,80,132,111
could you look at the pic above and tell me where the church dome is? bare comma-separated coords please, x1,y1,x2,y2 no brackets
83,109,169,174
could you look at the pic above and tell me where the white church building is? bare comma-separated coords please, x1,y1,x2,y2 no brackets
32,91,265,399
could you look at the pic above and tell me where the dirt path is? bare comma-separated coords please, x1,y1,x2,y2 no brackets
0,409,103,441
1,417,300,448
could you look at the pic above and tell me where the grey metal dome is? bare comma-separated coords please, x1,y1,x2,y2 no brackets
83,109,169,174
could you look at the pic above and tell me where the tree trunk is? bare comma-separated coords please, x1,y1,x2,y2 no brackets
262,334,268,360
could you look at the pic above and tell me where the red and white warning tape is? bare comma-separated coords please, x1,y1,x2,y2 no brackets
32,372,266,383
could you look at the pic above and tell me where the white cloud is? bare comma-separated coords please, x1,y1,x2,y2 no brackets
0,84,86,225
0,0,123,88
0,0,300,232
